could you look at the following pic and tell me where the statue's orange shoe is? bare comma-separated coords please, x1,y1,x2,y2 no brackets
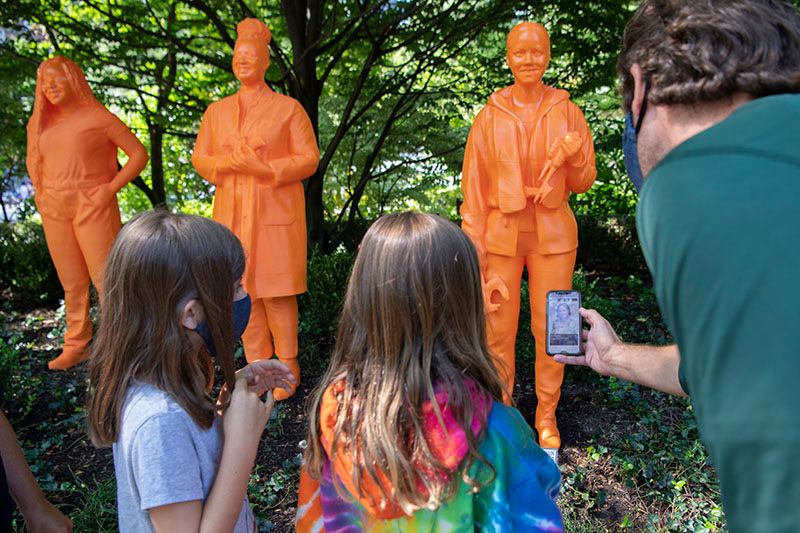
537,422,561,450
47,348,88,371
273,358,300,401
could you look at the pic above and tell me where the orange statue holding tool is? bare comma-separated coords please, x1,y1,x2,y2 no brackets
192,18,319,400
460,22,596,454
26,56,149,371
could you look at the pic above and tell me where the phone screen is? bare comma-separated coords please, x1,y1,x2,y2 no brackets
546,290,582,355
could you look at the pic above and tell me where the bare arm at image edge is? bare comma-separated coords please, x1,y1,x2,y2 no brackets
554,308,687,397
0,412,72,532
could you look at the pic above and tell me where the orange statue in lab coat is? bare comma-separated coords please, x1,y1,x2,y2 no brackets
192,18,319,400
460,22,596,451
26,56,149,370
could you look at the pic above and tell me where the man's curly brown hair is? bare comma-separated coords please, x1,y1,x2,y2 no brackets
618,0,800,112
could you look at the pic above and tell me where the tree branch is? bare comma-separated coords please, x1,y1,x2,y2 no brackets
185,0,236,48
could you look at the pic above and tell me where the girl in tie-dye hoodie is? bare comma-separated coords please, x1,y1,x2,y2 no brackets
296,212,563,532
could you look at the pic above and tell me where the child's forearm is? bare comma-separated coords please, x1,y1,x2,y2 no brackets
199,438,260,533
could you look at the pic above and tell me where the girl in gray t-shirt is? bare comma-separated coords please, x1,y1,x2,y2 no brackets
85,211,295,532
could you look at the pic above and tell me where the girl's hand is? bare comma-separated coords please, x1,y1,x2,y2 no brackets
238,359,297,396
222,376,273,448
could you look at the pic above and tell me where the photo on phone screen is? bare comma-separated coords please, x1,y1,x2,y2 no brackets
546,290,582,355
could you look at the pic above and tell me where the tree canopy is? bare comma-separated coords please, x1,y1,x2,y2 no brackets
1,0,636,250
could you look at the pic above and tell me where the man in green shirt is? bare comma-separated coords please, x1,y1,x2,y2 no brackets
556,1,800,531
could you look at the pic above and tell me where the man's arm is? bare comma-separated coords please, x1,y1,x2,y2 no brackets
554,308,686,397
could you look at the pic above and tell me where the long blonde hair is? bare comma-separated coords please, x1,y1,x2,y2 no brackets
87,210,244,447
25,56,103,188
305,212,506,513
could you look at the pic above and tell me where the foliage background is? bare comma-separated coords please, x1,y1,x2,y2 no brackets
1,0,637,247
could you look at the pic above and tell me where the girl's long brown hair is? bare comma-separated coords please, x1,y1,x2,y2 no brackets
305,212,507,514
87,210,244,447
25,56,102,189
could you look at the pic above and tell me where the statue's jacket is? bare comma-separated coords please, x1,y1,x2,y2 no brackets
192,88,319,298
460,85,596,257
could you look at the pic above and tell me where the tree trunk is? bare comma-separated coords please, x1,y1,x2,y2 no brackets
148,125,167,207
281,0,325,250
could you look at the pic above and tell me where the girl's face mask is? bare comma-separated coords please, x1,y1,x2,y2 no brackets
195,295,251,357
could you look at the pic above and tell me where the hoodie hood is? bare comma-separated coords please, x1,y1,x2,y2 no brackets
486,84,570,122
319,379,492,519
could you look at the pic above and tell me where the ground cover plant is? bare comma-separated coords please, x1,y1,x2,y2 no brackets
0,221,724,532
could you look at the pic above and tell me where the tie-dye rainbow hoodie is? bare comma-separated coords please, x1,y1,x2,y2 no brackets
296,380,563,532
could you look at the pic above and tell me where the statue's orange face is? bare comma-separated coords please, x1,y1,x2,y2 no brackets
506,24,550,85
233,39,269,84
42,64,75,107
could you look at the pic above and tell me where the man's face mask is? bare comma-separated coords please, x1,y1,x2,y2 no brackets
622,85,649,194
195,295,251,357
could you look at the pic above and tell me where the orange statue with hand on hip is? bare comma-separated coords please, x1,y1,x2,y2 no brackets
460,22,596,454
26,56,149,371
192,18,319,400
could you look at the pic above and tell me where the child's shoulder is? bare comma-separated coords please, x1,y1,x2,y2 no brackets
472,403,563,532
485,402,535,441
477,403,562,506
482,403,554,471
120,382,195,435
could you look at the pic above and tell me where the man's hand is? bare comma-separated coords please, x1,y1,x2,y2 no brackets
483,276,510,313
554,307,621,375
555,308,687,397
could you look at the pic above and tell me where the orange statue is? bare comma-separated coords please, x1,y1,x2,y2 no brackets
460,22,596,452
26,56,149,371
191,18,319,400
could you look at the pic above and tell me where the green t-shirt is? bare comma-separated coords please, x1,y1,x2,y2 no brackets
637,94,800,533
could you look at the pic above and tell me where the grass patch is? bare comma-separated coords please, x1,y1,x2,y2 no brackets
66,474,117,532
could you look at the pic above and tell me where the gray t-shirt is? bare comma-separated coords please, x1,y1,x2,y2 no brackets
113,382,255,532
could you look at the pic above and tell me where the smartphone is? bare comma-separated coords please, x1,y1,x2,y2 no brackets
546,290,582,356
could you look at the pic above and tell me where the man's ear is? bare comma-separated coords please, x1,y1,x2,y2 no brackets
630,63,646,121
181,299,203,330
